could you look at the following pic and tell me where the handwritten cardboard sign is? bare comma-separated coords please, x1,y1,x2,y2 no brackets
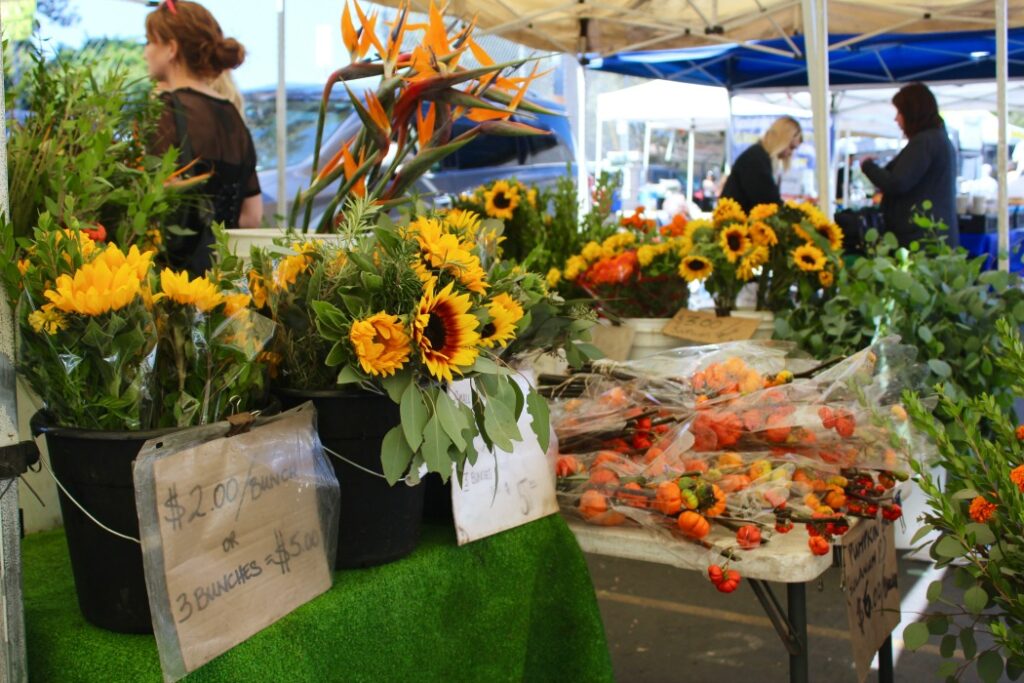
661,309,761,344
842,520,900,683
134,406,338,682
449,372,559,545
589,323,636,361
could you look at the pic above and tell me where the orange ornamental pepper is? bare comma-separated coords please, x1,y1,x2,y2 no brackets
677,511,710,539
654,481,683,515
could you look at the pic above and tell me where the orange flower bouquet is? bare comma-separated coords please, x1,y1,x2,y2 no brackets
560,230,692,319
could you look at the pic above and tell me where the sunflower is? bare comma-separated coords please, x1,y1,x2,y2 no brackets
749,221,778,247
159,269,224,312
719,225,750,263
713,197,747,226
44,255,146,316
581,241,603,262
223,293,252,317
679,255,713,282
274,252,313,290
526,188,538,208
564,255,587,281
413,280,481,382
349,312,412,377
443,208,483,244
815,222,844,251
413,217,488,293
737,246,770,282
749,203,778,222
480,293,523,349
483,180,520,220
637,245,657,267
792,244,827,272
819,269,835,287
248,271,268,309
27,304,67,335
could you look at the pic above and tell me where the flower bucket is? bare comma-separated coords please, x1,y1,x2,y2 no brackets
275,388,425,568
623,318,694,360
31,412,176,634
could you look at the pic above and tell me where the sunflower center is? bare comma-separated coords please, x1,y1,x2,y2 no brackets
493,192,511,209
727,233,743,251
424,313,447,350
481,322,496,339
800,254,815,265
686,259,703,271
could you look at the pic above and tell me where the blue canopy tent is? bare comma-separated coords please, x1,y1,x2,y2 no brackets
588,28,1024,91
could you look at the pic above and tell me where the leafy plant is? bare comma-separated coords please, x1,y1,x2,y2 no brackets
775,227,1024,415
454,177,547,265
902,319,1024,682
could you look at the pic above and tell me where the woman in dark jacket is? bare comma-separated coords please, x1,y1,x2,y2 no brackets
720,116,802,212
861,83,959,247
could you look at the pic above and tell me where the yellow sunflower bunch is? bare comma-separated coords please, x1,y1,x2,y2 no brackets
713,196,747,227
410,216,488,295
43,244,154,317
483,180,521,221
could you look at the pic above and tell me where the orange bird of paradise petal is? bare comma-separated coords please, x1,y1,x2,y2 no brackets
416,103,437,148
364,90,392,135
354,3,385,58
424,0,451,58
341,4,359,56
467,64,539,123
342,145,367,197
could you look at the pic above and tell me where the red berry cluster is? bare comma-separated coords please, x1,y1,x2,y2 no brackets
818,406,856,438
707,564,741,593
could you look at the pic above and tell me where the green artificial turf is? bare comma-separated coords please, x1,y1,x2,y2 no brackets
24,516,613,682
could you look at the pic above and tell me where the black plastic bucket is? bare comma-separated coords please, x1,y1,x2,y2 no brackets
276,388,425,568
31,412,175,634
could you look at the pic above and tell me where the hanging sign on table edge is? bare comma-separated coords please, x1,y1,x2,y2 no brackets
841,519,900,683
448,370,559,545
589,323,636,361
661,308,761,344
133,404,339,683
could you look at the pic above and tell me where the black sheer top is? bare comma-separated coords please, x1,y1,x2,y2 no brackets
152,88,261,273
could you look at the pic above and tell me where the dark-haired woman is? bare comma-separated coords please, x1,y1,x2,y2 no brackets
145,0,262,274
862,82,959,247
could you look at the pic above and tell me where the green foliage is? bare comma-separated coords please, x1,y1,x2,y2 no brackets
775,228,1024,416
902,319,1024,681
1,44,183,304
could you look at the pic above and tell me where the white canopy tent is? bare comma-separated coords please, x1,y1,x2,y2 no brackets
594,80,808,202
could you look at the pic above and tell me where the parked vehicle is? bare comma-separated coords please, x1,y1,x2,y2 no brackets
243,86,574,223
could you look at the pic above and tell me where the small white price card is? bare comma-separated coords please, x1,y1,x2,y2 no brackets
449,372,559,545
133,405,338,682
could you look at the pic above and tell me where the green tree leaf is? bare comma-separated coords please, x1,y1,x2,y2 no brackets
400,384,428,452
934,536,965,558
526,389,550,453
965,522,996,546
928,359,953,378
960,627,977,659
421,414,452,479
926,579,943,602
964,585,988,614
380,426,413,485
978,651,1004,683
903,622,930,650
435,391,467,452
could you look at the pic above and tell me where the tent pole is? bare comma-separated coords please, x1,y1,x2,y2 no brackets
595,118,603,178
687,127,696,206
998,0,1010,271
642,122,652,190
562,54,590,213
802,0,832,217
0,25,28,682
276,0,287,228
725,91,734,175
843,130,852,208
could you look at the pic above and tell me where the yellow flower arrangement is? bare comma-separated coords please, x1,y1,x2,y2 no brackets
481,292,524,349
349,312,412,377
749,221,779,247
545,268,562,289
679,255,713,283
719,225,751,263
713,197,747,226
27,304,67,335
818,269,835,287
44,245,152,316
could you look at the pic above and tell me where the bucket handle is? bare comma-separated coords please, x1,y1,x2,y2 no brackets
40,457,141,545
321,445,415,486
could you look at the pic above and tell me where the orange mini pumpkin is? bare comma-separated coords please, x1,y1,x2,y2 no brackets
617,482,648,509
579,490,626,526
705,484,727,517
677,511,711,539
589,467,620,487
554,455,583,478
654,481,683,515
591,451,623,470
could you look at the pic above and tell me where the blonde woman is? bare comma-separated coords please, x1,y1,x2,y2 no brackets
720,116,803,212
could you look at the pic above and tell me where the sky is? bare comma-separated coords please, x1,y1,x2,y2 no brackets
35,0,348,90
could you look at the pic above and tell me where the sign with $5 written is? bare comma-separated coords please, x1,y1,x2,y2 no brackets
134,405,339,682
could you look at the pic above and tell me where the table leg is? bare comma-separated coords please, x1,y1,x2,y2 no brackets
878,635,894,683
787,582,808,683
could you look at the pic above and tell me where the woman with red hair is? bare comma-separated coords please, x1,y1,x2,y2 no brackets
145,0,262,274
862,83,959,247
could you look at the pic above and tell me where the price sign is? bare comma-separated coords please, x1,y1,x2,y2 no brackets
661,308,761,344
134,405,338,682
449,372,559,545
842,520,900,683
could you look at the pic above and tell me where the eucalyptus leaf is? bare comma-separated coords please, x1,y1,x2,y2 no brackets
934,536,965,558
400,384,428,452
978,651,1004,683
435,391,468,452
526,390,551,453
381,426,414,485
421,414,452,479
903,622,930,650
964,585,988,614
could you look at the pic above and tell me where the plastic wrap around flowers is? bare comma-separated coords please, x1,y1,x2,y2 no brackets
546,338,932,589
